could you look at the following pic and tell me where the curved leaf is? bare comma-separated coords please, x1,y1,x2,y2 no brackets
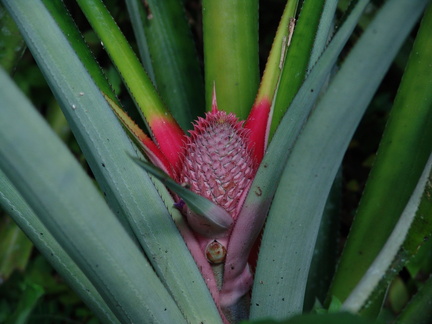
246,0,298,162
75,0,185,170
250,0,427,319
328,0,432,303
342,154,432,312
132,158,233,237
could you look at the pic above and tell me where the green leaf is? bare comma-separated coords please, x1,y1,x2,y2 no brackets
140,0,205,130
341,154,432,312
41,0,119,105
307,0,339,70
0,170,120,324
250,0,427,319
328,0,432,304
75,0,174,129
202,0,259,119
124,0,155,83
303,171,341,311
269,0,326,138
405,238,432,282
254,0,298,106
0,67,185,322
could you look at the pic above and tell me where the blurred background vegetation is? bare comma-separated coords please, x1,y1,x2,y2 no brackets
1,0,429,322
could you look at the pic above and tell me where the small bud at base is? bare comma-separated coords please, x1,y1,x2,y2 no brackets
205,240,227,264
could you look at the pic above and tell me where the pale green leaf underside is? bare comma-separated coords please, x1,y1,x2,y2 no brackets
307,0,338,70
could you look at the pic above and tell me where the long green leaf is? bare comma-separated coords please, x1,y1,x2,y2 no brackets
303,171,341,311
41,0,119,105
250,0,428,319
36,0,138,234
2,0,222,322
124,0,155,83
342,154,432,312
140,0,205,130
328,0,432,303
202,0,259,119
75,0,174,129
0,170,120,324
269,0,326,138
307,0,339,70
0,67,185,323
253,0,298,107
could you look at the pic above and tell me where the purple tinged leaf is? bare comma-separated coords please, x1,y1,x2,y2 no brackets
132,157,233,237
